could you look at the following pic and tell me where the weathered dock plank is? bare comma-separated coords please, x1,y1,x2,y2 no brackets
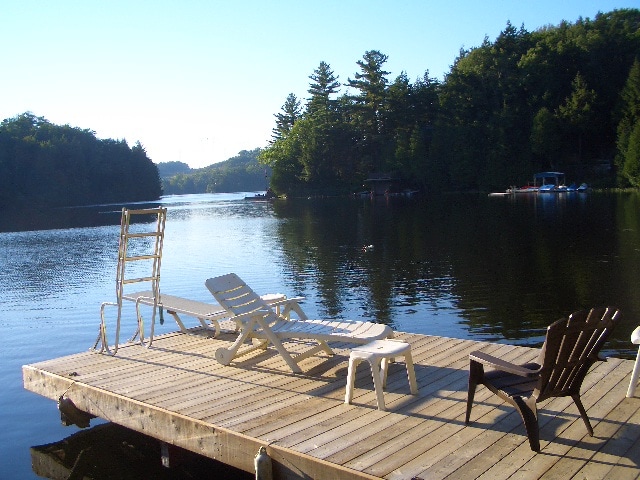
23,328,639,479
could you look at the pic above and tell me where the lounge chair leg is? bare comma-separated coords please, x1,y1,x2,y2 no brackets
256,317,302,373
214,318,257,365
215,347,235,366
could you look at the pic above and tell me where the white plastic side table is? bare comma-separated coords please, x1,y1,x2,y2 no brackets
344,339,418,411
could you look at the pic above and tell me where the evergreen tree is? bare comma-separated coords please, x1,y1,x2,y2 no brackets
271,93,302,142
556,73,597,162
346,50,390,173
307,61,341,115
616,58,640,186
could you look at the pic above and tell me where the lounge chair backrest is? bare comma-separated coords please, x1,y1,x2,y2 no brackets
205,273,274,319
536,306,620,402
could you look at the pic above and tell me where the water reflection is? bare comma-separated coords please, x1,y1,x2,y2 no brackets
270,193,640,356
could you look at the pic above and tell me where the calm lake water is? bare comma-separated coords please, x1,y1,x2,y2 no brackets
1,191,639,478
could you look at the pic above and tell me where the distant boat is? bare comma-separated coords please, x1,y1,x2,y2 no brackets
244,191,276,201
491,172,589,196
534,172,565,193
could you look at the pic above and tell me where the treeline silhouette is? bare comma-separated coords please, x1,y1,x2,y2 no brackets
0,113,161,208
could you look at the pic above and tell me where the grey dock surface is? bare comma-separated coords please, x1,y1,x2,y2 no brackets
23,326,640,479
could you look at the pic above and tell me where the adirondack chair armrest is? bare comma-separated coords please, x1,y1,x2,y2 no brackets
470,351,541,377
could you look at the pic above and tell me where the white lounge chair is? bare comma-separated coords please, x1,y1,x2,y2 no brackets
626,326,640,397
205,273,393,373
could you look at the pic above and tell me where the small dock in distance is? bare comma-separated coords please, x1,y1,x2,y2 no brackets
23,326,640,479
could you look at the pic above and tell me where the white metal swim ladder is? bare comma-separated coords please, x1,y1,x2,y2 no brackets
93,207,167,354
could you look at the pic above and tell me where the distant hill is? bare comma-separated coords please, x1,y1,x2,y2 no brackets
156,161,191,179
158,148,271,195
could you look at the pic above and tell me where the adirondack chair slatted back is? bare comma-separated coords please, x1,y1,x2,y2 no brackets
536,306,620,402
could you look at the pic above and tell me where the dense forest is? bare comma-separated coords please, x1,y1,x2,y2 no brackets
0,113,162,208
261,9,640,195
159,149,271,195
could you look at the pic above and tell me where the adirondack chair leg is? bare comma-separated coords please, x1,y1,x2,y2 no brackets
514,396,540,452
572,394,594,436
465,359,483,423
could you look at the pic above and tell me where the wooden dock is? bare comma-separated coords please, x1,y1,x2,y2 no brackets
23,325,640,479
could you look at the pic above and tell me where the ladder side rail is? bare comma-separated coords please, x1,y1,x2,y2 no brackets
145,208,166,345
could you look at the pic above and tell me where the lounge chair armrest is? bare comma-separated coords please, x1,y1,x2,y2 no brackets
229,309,272,327
470,351,541,377
267,296,305,307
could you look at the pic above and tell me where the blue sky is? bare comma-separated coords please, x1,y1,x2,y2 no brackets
2,1,638,168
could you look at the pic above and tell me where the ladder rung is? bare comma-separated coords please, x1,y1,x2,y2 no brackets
125,255,160,261
123,277,159,284
125,208,166,215
123,232,163,239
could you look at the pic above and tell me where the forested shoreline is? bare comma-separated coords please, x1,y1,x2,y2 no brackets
261,9,640,195
2,9,639,204
0,113,161,208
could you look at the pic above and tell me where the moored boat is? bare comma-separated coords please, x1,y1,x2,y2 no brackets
244,188,277,201
492,172,589,196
